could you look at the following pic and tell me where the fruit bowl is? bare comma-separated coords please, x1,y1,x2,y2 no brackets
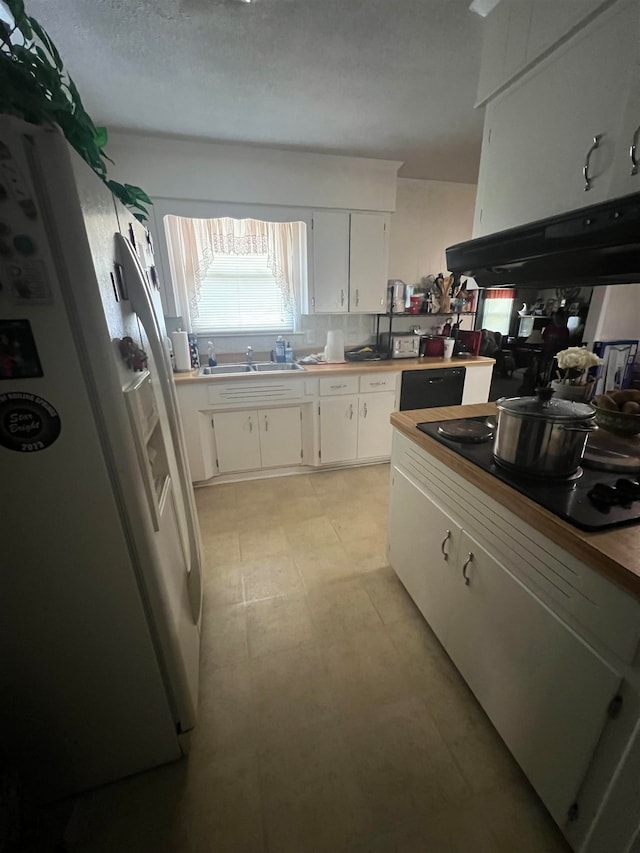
592,402,640,436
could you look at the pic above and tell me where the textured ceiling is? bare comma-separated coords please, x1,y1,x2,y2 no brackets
26,0,486,182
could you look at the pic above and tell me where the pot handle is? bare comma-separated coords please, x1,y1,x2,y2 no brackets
560,423,598,433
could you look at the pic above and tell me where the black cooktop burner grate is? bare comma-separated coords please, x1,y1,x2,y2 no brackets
417,417,640,531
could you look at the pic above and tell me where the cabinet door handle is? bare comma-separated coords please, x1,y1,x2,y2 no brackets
631,123,640,176
441,529,451,561
264,415,268,432
462,552,473,586
362,402,368,418
248,417,253,433
355,288,360,306
583,134,602,191
340,289,345,307
348,403,354,420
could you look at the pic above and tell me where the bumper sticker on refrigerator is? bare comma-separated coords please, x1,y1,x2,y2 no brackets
0,391,60,452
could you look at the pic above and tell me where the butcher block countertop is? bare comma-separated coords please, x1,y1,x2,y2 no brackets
391,403,640,601
174,355,495,384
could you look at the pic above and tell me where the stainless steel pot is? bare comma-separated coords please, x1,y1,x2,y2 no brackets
494,388,597,477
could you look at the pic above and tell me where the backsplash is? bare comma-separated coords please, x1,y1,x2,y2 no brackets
166,313,377,361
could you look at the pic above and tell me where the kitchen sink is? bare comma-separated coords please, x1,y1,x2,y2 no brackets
198,364,254,375
197,362,305,376
252,362,305,372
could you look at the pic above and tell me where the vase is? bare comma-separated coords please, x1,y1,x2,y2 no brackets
551,380,592,402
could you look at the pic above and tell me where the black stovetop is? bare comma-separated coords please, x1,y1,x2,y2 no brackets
417,417,640,531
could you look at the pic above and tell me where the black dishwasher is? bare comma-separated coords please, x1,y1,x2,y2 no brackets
399,368,466,411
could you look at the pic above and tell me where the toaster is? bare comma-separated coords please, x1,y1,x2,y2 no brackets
379,332,420,359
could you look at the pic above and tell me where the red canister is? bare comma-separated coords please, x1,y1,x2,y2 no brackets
409,296,422,314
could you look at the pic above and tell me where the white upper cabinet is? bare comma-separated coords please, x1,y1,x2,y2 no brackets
311,211,350,313
310,211,389,314
608,58,640,198
348,213,388,313
473,0,639,237
476,0,609,106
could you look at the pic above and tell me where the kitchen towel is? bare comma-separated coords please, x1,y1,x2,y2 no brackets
172,331,192,372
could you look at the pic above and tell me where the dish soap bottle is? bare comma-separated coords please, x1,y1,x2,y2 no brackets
275,335,286,363
285,341,294,363
207,340,217,367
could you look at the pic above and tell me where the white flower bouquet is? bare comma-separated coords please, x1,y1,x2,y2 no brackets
555,347,602,385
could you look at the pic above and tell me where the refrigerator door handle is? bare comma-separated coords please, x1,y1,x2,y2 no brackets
115,233,202,625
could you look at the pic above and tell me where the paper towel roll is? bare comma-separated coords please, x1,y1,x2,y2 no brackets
324,329,345,363
172,331,192,372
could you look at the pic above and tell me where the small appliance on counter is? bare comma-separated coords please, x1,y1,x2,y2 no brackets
420,336,445,357
380,331,420,359
387,280,408,313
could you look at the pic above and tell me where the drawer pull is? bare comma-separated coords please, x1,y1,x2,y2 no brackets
348,403,354,420
441,529,451,561
583,134,602,191
462,552,473,586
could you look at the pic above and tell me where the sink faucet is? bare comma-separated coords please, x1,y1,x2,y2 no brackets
246,345,253,366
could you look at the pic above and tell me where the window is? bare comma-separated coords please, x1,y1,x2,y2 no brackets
164,215,307,335
481,289,514,336
194,253,293,333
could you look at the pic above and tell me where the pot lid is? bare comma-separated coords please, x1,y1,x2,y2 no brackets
497,387,596,422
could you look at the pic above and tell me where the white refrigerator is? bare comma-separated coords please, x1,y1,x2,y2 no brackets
0,117,203,801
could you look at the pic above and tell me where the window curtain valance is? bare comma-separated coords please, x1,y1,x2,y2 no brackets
165,216,302,328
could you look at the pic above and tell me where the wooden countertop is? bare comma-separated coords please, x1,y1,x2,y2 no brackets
391,403,640,600
174,356,495,384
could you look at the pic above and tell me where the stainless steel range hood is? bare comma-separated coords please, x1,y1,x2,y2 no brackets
446,192,640,288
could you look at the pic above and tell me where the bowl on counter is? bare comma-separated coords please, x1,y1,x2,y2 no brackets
592,402,640,436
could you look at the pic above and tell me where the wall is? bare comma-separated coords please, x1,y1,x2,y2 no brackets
110,132,479,355
387,178,477,285
584,283,640,345
168,314,377,361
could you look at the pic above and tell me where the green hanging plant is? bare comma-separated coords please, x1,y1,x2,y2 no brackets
0,0,152,221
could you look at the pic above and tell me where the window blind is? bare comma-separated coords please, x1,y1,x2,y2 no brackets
192,253,293,333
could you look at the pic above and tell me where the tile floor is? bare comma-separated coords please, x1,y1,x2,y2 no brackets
65,464,570,853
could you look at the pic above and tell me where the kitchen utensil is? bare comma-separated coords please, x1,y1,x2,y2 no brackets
494,387,597,477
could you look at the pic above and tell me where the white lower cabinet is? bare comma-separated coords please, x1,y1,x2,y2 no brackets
212,407,301,474
388,467,459,642
356,392,397,460
212,411,261,474
389,449,625,831
318,396,358,464
319,391,397,465
258,407,303,469
446,529,621,825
